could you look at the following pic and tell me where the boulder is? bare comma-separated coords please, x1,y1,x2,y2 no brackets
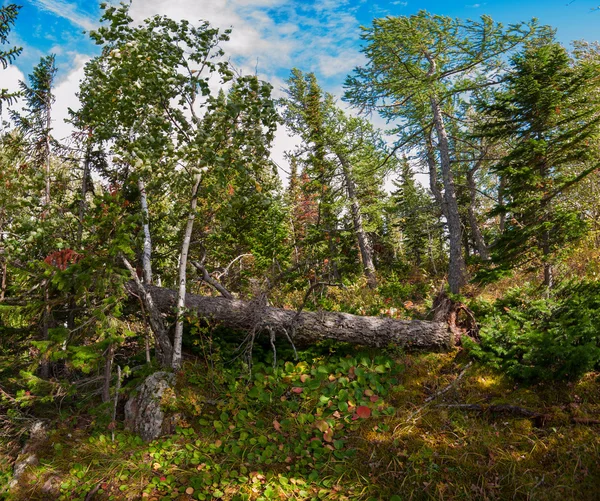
124,372,177,441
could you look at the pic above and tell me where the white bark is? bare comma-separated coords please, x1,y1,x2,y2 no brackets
138,178,153,284
171,172,202,369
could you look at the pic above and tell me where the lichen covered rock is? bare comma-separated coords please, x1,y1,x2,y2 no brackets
124,371,177,441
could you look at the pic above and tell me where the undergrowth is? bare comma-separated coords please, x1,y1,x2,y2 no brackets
2,339,599,501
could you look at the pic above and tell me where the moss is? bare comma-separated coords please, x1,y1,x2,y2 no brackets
2,349,599,501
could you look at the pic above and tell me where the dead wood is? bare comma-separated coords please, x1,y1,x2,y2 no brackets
126,283,454,351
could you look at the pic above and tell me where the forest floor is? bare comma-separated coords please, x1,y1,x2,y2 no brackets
1,338,599,501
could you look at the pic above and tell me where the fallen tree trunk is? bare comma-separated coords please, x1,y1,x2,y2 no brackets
130,284,454,351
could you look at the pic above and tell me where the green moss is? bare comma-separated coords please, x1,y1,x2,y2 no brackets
2,346,599,500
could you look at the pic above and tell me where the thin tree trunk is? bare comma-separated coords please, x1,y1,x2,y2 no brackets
122,257,172,366
466,167,490,260
40,283,50,379
102,344,114,403
0,258,6,301
498,175,506,234
171,173,202,370
78,141,92,245
540,160,553,290
336,152,377,288
0,229,6,301
429,96,466,294
138,178,153,285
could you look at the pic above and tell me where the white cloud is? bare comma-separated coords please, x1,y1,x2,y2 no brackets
0,65,25,123
123,0,367,181
52,54,88,142
26,0,97,31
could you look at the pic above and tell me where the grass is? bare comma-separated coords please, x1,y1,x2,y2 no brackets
2,339,599,501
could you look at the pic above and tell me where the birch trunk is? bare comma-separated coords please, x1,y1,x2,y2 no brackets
138,178,153,285
171,173,202,369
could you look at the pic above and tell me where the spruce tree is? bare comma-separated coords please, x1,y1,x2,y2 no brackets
477,42,600,287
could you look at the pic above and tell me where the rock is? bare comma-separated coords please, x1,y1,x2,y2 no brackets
9,421,48,490
124,371,177,441
41,475,61,497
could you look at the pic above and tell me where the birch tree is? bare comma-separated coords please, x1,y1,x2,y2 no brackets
77,3,277,368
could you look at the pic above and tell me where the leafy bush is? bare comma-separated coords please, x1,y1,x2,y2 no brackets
466,281,600,382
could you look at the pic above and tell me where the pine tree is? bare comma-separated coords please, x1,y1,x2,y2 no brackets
281,69,387,287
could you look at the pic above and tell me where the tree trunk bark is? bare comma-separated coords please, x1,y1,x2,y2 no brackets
122,257,172,367
498,175,506,234
429,96,466,294
138,178,153,285
172,173,202,369
466,167,490,261
130,284,454,351
336,152,377,288
77,141,92,245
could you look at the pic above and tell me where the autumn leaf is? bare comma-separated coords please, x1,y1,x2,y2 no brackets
315,420,329,432
356,406,371,418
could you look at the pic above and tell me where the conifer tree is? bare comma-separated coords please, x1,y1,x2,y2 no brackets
344,11,548,293
282,69,387,287
477,42,600,287
0,4,21,109
13,55,57,206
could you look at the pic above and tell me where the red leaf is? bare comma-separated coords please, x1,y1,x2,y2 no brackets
370,395,379,403
356,406,371,419
273,420,282,432
291,387,303,394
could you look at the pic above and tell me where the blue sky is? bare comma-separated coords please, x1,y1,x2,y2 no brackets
2,0,600,162
5,0,600,91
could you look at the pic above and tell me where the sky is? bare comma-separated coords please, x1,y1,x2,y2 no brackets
2,0,600,170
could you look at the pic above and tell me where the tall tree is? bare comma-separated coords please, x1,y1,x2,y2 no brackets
282,69,387,288
77,3,277,368
0,3,21,110
476,42,600,287
13,55,57,206
344,11,547,293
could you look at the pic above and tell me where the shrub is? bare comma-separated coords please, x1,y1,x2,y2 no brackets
465,281,600,382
